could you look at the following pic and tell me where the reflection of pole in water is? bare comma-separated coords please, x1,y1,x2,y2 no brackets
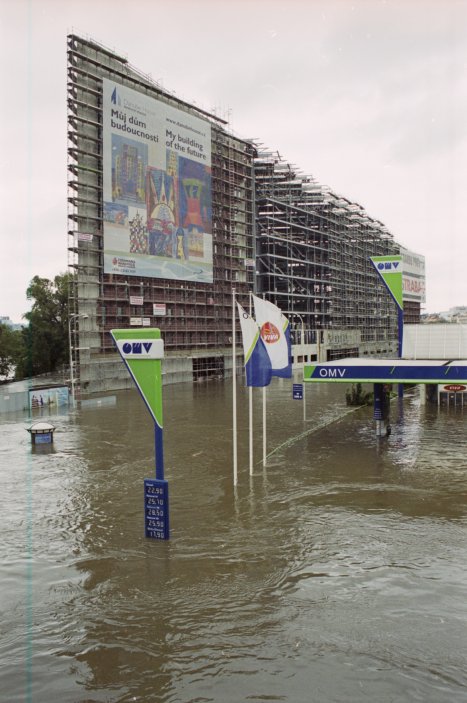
263,406,361,460
397,395,405,423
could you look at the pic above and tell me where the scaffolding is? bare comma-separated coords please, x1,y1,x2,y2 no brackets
67,34,255,394
67,34,421,394
254,148,407,359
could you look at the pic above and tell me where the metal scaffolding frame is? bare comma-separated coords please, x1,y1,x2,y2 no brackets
254,148,405,358
67,34,420,394
67,34,255,394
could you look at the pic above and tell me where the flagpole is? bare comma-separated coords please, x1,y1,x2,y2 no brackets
262,386,267,466
248,308,254,474
261,294,268,469
298,314,306,422
303,377,306,422
249,387,253,475
232,288,238,486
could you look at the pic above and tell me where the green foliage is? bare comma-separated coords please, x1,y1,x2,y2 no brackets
345,383,373,406
15,273,71,380
0,323,24,379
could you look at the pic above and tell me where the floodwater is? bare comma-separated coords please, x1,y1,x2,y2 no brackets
1,377,467,703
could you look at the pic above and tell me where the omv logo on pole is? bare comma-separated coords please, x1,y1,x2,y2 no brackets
370,255,403,309
116,339,164,359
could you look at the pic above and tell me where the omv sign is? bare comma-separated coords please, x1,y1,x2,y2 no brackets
377,260,400,271
319,367,346,378
116,339,164,359
123,342,153,354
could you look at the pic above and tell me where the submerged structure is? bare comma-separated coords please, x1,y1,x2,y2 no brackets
304,324,467,436
67,34,425,396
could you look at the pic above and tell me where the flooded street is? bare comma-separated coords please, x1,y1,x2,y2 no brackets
1,378,467,702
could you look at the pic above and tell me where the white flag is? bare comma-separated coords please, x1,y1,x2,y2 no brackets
252,295,290,372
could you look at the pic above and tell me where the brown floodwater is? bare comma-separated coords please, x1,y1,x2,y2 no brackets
1,377,467,702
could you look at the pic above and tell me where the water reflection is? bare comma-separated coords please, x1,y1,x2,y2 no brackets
1,380,466,702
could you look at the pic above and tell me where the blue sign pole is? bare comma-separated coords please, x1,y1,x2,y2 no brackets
369,256,405,399
374,383,385,437
111,328,170,540
397,308,404,398
155,424,164,480
397,308,404,358
374,383,383,419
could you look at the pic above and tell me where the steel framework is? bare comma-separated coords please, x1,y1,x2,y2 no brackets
254,148,402,358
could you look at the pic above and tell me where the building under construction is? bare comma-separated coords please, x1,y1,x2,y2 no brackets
67,34,423,396
253,148,407,361
67,34,255,393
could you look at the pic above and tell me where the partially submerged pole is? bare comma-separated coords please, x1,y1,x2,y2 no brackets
232,289,238,486
373,383,391,437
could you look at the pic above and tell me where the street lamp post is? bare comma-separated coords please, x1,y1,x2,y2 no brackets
68,316,75,406
68,312,88,406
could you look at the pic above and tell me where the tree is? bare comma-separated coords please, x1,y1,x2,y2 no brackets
15,273,71,379
0,323,24,379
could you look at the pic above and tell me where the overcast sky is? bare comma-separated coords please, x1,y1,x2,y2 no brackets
1,0,466,322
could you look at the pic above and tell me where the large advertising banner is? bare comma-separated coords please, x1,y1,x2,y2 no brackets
401,248,426,303
102,79,212,283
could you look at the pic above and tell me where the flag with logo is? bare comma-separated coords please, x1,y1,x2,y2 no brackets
282,313,293,373
253,295,292,378
237,303,272,387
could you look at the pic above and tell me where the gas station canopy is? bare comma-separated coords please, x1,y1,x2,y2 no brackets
304,358,467,384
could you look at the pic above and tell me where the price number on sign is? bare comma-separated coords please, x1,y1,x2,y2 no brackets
144,478,169,540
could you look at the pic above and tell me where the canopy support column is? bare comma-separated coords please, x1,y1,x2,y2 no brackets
374,383,391,437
